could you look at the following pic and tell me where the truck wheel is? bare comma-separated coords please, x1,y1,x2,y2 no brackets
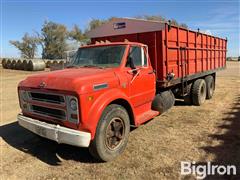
192,79,206,106
152,90,175,113
205,75,215,99
89,104,130,162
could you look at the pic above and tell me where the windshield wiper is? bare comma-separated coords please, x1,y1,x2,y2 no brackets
82,65,104,69
66,65,79,68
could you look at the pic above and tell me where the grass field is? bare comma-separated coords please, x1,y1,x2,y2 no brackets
0,61,239,179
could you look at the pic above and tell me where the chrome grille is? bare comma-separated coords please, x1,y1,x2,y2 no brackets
28,92,65,105
30,105,66,120
22,90,67,121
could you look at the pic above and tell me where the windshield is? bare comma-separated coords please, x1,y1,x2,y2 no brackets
69,45,126,68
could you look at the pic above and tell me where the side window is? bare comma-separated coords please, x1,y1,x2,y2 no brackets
129,46,142,66
126,46,148,67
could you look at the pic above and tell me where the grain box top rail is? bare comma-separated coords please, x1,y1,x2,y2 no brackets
86,17,227,41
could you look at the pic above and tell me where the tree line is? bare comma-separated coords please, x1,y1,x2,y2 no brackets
10,16,188,59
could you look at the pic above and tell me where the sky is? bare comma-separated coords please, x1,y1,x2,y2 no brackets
0,0,239,58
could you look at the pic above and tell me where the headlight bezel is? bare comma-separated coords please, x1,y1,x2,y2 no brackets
67,95,79,124
19,90,29,101
70,98,78,111
19,89,29,110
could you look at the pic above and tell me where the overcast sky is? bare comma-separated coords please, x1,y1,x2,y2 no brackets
1,0,239,57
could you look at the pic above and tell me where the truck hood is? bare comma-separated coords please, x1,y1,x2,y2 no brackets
19,67,119,94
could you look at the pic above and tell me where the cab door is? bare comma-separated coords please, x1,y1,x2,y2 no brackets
125,45,156,107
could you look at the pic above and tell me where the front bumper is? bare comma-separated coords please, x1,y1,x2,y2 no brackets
17,114,91,147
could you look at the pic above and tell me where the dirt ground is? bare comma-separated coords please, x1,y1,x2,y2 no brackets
0,61,239,180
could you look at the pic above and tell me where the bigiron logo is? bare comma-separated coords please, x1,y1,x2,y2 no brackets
181,161,237,179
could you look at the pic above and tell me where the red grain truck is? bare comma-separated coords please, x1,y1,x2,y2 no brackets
17,18,227,161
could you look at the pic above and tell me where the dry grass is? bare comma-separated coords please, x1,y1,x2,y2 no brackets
0,62,239,179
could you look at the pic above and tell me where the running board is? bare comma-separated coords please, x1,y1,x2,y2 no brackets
135,110,159,126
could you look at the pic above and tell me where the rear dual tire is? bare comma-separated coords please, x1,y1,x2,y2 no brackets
192,79,207,106
205,75,215,99
185,75,215,106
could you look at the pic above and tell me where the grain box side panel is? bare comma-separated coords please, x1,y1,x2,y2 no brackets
161,23,227,88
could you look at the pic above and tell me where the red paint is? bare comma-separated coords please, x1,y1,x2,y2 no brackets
18,22,227,140
92,24,227,86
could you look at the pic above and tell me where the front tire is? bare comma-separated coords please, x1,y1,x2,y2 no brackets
89,104,130,162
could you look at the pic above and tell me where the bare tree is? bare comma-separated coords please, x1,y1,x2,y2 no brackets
68,24,86,42
134,16,188,28
135,15,167,22
88,19,107,31
169,19,188,28
40,21,68,59
10,33,39,58
170,18,179,26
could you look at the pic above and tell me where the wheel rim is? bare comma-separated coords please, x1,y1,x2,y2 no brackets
105,117,125,150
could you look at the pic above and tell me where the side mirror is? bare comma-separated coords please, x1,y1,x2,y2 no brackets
127,56,136,70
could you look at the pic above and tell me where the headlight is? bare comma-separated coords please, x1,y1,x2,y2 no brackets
67,96,79,123
20,90,28,101
70,98,78,111
19,90,29,110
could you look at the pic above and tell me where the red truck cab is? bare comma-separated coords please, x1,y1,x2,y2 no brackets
18,42,159,161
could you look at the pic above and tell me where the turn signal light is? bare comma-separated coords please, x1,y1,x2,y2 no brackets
88,96,94,101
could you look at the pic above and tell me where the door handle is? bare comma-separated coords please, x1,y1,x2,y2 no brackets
148,70,155,74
